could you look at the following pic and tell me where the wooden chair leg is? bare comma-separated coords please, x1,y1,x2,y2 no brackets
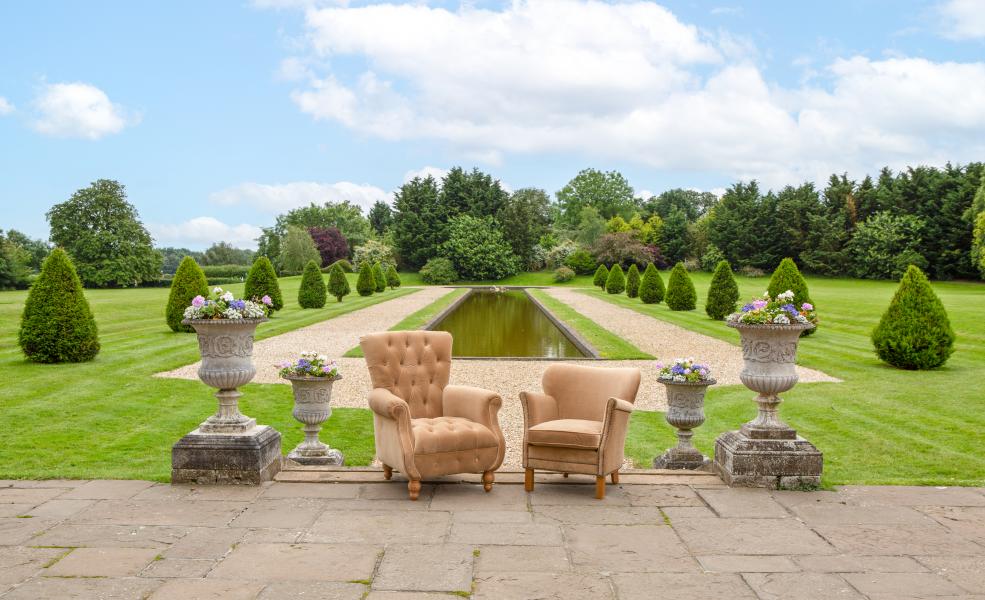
408,479,421,501
524,468,534,492
482,470,494,492
595,475,605,500
382,465,392,480
610,470,619,484
562,473,569,478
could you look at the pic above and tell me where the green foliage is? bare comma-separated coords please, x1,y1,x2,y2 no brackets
298,260,327,309
392,175,444,269
705,260,739,320
199,264,250,280
660,207,690,265
245,256,284,312
372,262,387,293
701,244,727,271
625,263,641,298
665,262,696,311
273,200,372,254
18,248,100,363
3,229,49,272
848,212,928,280
0,231,32,290
872,265,955,370
353,240,395,272
368,200,393,235
557,168,636,226
439,215,519,281
553,266,575,282
327,262,350,302
356,262,376,296
201,242,254,266
158,247,203,275
278,226,321,275
328,259,353,273
767,257,814,335
574,205,607,246
440,166,510,219
593,264,609,288
639,263,665,304
46,179,162,287
499,188,551,269
974,211,985,279
420,257,458,285
592,232,650,268
605,264,626,294
166,257,208,332
563,249,596,275
385,265,401,289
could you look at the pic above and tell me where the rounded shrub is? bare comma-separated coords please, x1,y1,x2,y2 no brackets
639,263,665,304
385,265,401,289
19,248,100,363
554,266,575,282
298,260,327,309
665,262,696,311
245,256,283,313
328,262,350,302
705,260,739,320
605,264,626,294
420,258,458,285
325,259,353,274
373,262,387,293
356,262,375,296
564,249,596,275
872,265,955,370
625,263,641,298
593,264,609,288
768,257,815,336
166,256,209,332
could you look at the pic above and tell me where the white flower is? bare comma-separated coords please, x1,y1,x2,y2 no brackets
221,291,235,302
213,287,223,295
779,290,795,300
795,314,809,324
773,314,791,324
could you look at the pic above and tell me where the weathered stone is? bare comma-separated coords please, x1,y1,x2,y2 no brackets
258,581,367,599
31,522,189,548
305,510,449,544
73,499,248,527
149,579,262,599
672,517,835,555
842,572,967,597
140,558,216,578
374,544,473,592
0,487,66,504
662,506,718,520
358,483,436,501
534,505,665,525
696,554,799,572
812,523,982,555
365,593,461,600
0,546,66,585
207,543,378,581
475,572,615,600
261,482,360,499
171,426,282,485
613,572,757,599
46,547,160,577
60,479,155,500
0,504,34,517
917,555,985,594
452,510,533,524
697,487,790,518
26,499,96,519
839,486,985,507
794,554,928,573
565,523,697,572
653,380,713,470
714,430,822,489
429,482,528,511
2,577,162,600
791,503,935,526
743,572,863,599
624,485,705,507
475,545,570,573
449,521,563,546
0,517,56,545
228,497,325,529
918,505,985,543
527,482,630,505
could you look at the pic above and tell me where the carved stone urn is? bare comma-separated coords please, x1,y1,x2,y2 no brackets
714,322,822,489
653,379,715,470
283,375,344,466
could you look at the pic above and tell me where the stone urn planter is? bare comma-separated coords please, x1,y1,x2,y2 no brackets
653,379,715,470
283,375,344,465
714,322,821,488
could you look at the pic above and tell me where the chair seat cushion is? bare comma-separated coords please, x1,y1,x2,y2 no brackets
527,419,603,449
411,417,499,454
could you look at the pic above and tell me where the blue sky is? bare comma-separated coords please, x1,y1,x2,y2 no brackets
1,0,983,249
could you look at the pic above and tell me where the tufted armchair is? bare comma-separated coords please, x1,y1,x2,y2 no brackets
521,364,641,500
359,330,506,500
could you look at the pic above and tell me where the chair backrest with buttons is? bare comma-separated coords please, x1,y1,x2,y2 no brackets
360,330,452,419
542,363,641,422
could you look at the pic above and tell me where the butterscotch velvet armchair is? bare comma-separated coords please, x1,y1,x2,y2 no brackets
520,363,642,499
360,330,506,500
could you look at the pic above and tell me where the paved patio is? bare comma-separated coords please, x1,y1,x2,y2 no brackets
2,477,984,599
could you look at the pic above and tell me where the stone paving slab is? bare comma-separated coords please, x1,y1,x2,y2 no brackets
0,479,983,599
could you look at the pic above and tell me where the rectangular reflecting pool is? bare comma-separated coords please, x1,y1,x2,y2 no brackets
430,289,588,358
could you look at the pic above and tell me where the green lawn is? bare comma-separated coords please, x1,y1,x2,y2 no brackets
598,273,985,487
0,274,414,481
343,288,470,358
526,289,651,359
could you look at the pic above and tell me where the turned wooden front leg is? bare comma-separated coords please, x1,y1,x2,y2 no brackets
524,468,534,492
382,465,392,480
595,475,605,500
408,479,421,501
482,470,494,492
610,470,619,484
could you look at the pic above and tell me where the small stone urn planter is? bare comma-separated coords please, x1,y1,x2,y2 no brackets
653,379,715,470
283,375,344,465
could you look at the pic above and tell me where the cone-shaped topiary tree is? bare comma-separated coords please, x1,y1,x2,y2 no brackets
298,260,327,309
166,256,209,332
605,264,626,294
625,263,641,298
593,264,609,288
705,260,740,320
639,263,665,304
872,265,955,370
385,265,401,289
328,262,350,302
19,248,100,363
768,257,815,335
373,262,387,293
356,262,375,296
665,262,696,311
245,256,283,313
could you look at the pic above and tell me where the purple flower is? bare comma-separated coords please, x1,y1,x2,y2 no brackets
321,366,333,374
781,303,799,316
752,300,768,310
231,299,246,310
261,295,272,306
191,295,205,308
741,303,754,312
802,302,813,311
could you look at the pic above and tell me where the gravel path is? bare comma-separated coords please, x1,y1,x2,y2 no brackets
159,286,838,469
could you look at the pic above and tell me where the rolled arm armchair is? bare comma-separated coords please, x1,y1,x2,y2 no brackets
443,385,506,472
368,388,420,482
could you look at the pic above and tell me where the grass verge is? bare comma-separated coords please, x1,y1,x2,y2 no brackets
343,288,469,357
527,289,651,360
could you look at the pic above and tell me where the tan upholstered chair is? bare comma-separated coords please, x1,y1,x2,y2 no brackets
521,363,642,499
360,330,506,500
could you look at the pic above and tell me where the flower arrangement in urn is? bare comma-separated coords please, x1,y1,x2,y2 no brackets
726,290,816,327
654,358,715,470
184,287,272,320
278,352,340,379
657,357,714,384
278,352,344,465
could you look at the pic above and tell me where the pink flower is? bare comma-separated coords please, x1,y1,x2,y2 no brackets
261,295,272,306
191,295,205,308
801,303,813,311
752,300,768,310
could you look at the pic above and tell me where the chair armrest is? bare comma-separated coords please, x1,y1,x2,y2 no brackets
368,387,411,422
519,391,558,429
442,385,502,429
598,397,634,473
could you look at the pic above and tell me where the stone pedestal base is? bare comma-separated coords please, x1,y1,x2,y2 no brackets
714,430,822,489
172,425,282,485
288,446,344,466
653,448,710,470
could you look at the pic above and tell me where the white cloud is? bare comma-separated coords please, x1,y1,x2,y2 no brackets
210,181,389,213
274,0,985,187
149,217,264,249
403,166,448,183
938,0,985,40
32,82,136,139
0,97,13,115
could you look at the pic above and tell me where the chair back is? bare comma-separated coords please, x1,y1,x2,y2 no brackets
542,363,641,422
360,330,452,419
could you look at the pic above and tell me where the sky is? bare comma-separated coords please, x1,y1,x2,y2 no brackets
1,0,984,250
